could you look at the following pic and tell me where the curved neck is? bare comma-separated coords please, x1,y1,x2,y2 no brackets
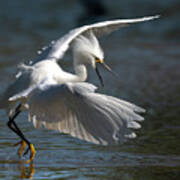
52,62,88,84
74,63,88,82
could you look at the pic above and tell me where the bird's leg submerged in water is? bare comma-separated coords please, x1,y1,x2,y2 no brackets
7,104,36,163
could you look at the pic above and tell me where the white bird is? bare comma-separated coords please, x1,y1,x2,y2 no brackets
0,15,159,163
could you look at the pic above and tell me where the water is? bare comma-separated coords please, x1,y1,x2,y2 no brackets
0,0,180,179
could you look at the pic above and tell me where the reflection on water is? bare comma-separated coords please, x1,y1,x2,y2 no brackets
19,163,34,179
0,158,34,179
0,0,180,179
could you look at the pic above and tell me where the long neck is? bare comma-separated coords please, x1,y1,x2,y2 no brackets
60,63,88,83
53,62,88,84
73,63,88,82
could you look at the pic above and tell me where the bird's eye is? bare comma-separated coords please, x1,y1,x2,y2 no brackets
95,57,103,64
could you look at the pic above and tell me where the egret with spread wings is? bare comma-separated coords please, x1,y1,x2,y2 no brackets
0,15,159,163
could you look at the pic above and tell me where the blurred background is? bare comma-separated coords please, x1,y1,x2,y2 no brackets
0,0,179,179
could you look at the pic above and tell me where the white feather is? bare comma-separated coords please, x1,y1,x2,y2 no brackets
0,15,159,113
44,15,159,61
27,81,145,145
0,16,155,145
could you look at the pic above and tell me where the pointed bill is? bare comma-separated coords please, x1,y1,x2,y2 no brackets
95,66,104,87
101,62,118,77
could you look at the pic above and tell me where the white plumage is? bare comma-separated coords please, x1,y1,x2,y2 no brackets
0,15,159,162
28,81,145,145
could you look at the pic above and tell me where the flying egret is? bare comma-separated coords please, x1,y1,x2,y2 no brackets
0,15,159,163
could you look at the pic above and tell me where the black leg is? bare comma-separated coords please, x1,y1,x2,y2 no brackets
7,104,36,163
7,104,21,135
7,104,31,147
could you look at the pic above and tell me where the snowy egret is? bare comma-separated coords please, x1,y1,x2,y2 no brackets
0,15,159,163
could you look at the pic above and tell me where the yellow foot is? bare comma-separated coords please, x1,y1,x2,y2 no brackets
14,140,27,157
26,144,36,164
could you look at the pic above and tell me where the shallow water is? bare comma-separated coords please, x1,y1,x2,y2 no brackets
0,0,180,179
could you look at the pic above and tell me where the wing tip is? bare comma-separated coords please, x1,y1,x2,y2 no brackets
136,107,146,113
145,14,160,20
125,132,137,139
128,14,160,24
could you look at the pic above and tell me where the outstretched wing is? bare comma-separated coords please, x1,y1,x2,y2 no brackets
37,15,159,62
28,82,145,145
0,68,33,114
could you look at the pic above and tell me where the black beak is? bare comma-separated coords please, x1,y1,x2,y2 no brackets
95,66,104,87
101,62,118,77
95,60,117,87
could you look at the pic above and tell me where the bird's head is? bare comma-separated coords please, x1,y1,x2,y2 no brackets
72,32,114,87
